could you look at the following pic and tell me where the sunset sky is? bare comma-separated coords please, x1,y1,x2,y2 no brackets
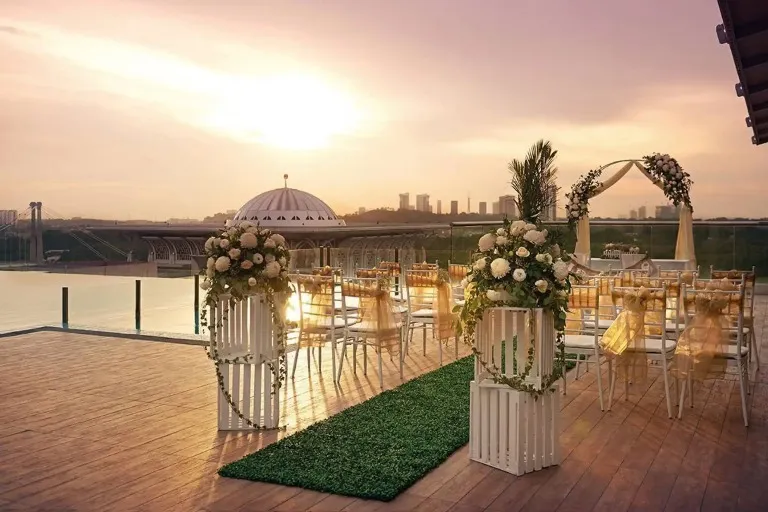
1,0,764,220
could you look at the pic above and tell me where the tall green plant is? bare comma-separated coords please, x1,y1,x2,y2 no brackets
508,140,559,223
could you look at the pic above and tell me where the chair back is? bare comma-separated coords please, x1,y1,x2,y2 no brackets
681,276,746,358
405,269,439,311
448,262,471,285
341,277,400,350
610,285,668,342
412,262,439,271
709,266,756,319
566,285,601,345
293,275,336,333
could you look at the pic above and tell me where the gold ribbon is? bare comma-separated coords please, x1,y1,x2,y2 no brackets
356,268,393,278
600,288,666,383
406,270,455,342
412,262,438,271
673,290,738,380
312,266,341,276
295,276,336,348
342,280,400,353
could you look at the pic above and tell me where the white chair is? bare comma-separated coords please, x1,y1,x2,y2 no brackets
404,270,458,365
337,277,405,388
606,285,678,418
563,284,610,411
709,267,759,369
676,277,749,425
292,275,355,382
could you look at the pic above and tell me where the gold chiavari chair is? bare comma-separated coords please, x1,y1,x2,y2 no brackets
709,266,758,368
405,269,458,365
337,277,405,388
603,285,678,417
564,284,610,410
447,262,471,304
378,261,404,298
412,262,439,271
676,276,749,425
584,275,622,332
292,275,356,382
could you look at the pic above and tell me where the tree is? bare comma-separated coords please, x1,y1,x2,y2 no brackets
508,140,559,223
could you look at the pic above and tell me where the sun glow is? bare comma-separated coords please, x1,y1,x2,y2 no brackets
208,74,361,150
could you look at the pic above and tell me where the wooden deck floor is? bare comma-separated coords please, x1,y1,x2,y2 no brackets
0,300,766,512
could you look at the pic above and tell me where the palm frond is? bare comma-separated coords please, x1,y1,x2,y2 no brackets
508,140,559,223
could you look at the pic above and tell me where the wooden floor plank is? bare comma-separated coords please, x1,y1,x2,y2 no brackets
0,298,765,511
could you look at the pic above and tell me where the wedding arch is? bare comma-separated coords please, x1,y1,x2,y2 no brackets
564,154,695,267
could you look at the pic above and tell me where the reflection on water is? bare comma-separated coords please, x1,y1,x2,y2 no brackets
0,271,197,334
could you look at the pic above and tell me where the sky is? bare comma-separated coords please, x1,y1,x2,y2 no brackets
0,0,765,221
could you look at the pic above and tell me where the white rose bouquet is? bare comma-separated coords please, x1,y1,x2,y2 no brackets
200,221,292,304
642,153,692,211
565,167,602,230
457,218,575,337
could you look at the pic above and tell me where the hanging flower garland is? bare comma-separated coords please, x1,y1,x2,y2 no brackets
199,221,293,430
564,168,602,230
642,153,693,211
456,219,576,397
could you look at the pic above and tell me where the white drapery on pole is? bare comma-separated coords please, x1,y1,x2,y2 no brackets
571,159,696,268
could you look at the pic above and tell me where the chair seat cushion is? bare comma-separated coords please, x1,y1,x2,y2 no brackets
564,334,598,349
348,320,404,333
411,308,435,318
304,316,358,331
717,344,749,358
623,338,677,353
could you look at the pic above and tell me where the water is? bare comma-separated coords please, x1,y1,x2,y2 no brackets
0,271,198,335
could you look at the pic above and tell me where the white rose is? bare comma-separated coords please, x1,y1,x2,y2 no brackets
220,239,230,249
474,257,488,271
270,234,286,246
516,247,530,258
513,268,526,282
545,254,553,264
200,279,211,290
496,228,507,236
535,253,547,263
227,227,237,236
240,221,254,229
656,159,663,166
553,260,569,280
478,233,496,252
264,239,277,249
214,256,231,272
676,172,682,179
535,279,548,293
253,253,264,264
524,223,537,232
246,226,258,234
204,237,215,251
510,220,527,236
206,257,215,269
239,232,258,249
551,244,561,257
241,259,253,270
228,248,241,260
486,290,500,301
265,253,276,263
248,277,257,287
557,289,569,298
212,238,221,248
265,261,281,278
490,258,511,278
278,256,287,267
496,236,508,246
523,230,546,246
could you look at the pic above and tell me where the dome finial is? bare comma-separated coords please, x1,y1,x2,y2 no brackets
283,174,288,188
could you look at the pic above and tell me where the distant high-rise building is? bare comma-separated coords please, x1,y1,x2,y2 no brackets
479,202,487,215
467,197,471,214
629,209,638,220
655,205,677,219
358,207,366,215
437,199,442,215
499,195,517,218
492,202,500,215
416,194,430,212
450,200,459,215
399,193,410,210
542,184,558,221
638,206,647,219
0,210,18,225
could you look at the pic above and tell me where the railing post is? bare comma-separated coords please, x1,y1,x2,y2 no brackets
61,286,68,328
194,274,200,335
135,279,141,331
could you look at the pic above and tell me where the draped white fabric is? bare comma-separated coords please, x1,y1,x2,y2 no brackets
572,159,696,268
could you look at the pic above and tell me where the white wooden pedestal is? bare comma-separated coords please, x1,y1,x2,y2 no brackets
210,294,280,430
470,308,562,475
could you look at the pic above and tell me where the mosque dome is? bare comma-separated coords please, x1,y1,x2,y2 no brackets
232,185,345,228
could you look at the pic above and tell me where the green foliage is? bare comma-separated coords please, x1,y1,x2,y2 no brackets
508,140,559,223
219,357,475,502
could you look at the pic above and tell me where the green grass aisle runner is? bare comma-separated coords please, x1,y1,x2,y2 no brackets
219,357,474,501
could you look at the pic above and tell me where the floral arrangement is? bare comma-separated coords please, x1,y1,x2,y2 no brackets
642,153,693,211
565,168,602,229
457,218,575,396
200,221,292,430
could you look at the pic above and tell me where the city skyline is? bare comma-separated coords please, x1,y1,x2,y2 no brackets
1,0,764,221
